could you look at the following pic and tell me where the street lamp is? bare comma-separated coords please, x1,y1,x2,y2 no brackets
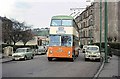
100,0,102,55
104,0,108,63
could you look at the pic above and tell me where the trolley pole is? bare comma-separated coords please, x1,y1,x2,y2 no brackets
104,0,108,63
100,0,102,54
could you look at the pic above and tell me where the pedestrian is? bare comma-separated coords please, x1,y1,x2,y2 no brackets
107,44,112,58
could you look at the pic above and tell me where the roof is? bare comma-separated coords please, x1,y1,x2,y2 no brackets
52,15,74,20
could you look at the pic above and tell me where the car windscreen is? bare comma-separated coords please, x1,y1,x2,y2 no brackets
87,47,99,51
15,49,26,53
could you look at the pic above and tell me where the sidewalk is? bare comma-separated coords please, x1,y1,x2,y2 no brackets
0,56,13,63
98,55,119,78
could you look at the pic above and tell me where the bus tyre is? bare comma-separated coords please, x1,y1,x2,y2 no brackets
48,57,52,61
70,58,74,62
70,53,75,62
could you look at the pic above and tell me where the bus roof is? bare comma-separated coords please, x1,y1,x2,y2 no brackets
52,15,74,20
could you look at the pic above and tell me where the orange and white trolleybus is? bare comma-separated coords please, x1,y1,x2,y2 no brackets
47,15,80,61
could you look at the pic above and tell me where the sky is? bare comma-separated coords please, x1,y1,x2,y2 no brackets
0,0,94,28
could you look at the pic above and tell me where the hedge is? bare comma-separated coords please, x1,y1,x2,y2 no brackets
91,42,120,50
91,42,120,56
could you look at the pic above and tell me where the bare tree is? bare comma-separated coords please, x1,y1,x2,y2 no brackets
9,19,24,45
21,29,34,46
2,17,33,46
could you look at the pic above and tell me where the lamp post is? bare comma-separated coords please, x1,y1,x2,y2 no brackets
104,0,108,63
100,0,102,54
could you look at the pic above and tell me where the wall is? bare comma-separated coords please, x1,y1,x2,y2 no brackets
93,2,119,43
0,18,2,44
118,1,120,42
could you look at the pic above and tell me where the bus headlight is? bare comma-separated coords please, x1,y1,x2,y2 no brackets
68,51,71,55
50,50,53,54
68,51,71,56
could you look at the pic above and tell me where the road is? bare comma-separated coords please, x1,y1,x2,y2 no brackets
2,53,101,77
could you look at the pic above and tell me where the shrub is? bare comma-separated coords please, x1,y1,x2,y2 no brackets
92,42,120,50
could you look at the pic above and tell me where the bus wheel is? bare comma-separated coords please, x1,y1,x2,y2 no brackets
48,57,52,61
70,53,75,62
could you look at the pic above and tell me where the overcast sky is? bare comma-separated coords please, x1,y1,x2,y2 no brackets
0,0,94,28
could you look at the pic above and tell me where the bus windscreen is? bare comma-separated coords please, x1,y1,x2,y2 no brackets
49,35,72,46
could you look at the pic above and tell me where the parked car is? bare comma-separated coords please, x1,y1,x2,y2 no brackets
82,45,88,53
12,48,34,60
37,46,47,55
84,45,101,61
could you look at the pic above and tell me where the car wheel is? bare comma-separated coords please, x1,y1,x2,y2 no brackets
12,59,15,61
31,55,34,59
24,56,27,60
85,58,88,61
97,59,101,62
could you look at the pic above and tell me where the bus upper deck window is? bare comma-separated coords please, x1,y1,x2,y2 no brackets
62,20,72,26
51,20,61,26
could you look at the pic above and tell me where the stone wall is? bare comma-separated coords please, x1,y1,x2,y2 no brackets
118,1,120,42
94,2,119,43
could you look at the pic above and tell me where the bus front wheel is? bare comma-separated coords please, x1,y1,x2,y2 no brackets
48,57,52,61
70,53,75,62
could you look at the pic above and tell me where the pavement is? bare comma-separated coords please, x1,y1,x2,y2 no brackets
98,55,119,78
0,56,13,63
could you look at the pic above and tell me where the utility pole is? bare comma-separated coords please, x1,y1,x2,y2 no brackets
104,0,108,63
100,0,102,54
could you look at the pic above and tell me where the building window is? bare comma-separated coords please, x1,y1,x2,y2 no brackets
83,22,85,28
80,16,82,21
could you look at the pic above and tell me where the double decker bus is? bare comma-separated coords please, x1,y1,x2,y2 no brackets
47,15,80,61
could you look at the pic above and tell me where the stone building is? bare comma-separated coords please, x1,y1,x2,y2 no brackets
75,2,120,45
0,16,13,44
75,3,95,45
